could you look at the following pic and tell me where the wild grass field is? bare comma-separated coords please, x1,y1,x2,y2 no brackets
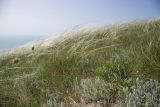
0,19,160,107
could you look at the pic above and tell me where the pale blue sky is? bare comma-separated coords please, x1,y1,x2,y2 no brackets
0,0,160,36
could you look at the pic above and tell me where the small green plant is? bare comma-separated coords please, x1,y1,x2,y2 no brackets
13,58,20,64
32,46,35,51
95,63,128,82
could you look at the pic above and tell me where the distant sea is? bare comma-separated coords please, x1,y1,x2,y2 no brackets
0,35,46,52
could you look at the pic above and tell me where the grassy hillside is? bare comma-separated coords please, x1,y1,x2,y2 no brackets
0,19,160,107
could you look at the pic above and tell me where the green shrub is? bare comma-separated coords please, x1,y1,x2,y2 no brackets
121,78,160,107
73,77,120,106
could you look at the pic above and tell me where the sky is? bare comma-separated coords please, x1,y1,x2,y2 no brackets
0,0,160,37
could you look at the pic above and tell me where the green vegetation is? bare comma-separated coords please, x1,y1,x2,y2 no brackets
0,19,160,107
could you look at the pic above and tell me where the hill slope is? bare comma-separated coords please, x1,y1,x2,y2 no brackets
0,19,160,107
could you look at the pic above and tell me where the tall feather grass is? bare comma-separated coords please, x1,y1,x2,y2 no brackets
0,19,160,107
